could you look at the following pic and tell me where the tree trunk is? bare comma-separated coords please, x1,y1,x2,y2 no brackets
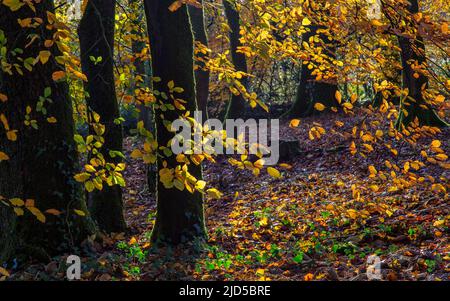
223,0,248,119
189,0,210,120
392,0,447,127
144,0,206,244
0,1,96,262
287,25,338,118
128,0,157,194
78,0,126,233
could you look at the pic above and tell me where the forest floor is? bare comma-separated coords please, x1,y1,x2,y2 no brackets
8,110,450,281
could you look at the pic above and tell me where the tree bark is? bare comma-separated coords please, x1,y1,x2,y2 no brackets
78,0,126,233
223,0,248,119
389,0,447,127
144,0,206,244
287,25,338,118
0,1,96,262
189,0,210,120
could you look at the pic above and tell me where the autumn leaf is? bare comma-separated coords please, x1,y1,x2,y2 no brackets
3,0,25,11
52,71,66,81
289,119,301,128
302,17,311,26
0,267,10,277
314,103,326,111
430,140,441,148
28,207,46,223
45,209,61,216
335,91,342,104
0,151,9,161
74,209,86,216
267,167,281,179
9,198,24,206
0,93,7,102
206,188,223,199
47,117,57,123
38,50,51,64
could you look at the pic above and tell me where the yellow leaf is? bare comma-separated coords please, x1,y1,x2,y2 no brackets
28,207,46,223
267,167,281,179
369,185,379,192
195,180,206,191
259,217,268,226
254,159,265,169
431,140,441,148
342,102,353,110
0,151,9,161
433,220,445,227
3,0,25,11
74,173,90,182
206,188,223,199
335,91,342,103
6,130,17,141
302,17,311,26
347,209,358,219
0,93,7,102
368,165,377,176
9,198,24,206
371,19,384,26
0,267,10,277
46,117,57,123
130,149,143,159
129,237,137,245
13,207,24,216
289,119,301,128
38,50,51,64
74,209,86,216
436,153,448,161
314,103,326,111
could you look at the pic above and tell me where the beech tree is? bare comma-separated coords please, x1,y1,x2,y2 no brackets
189,0,210,120
0,1,95,262
223,0,249,119
143,0,206,244
78,0,126,233
383,0,448,127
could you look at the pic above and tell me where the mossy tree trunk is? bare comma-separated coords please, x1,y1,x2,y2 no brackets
387,0,447,128
144,0,206,244
223,0,248,120
78,0,126,233
0,1,96,262
287,25,338,118
188,0,210,120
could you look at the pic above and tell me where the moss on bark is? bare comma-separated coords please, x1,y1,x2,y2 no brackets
0,1,96,263
78,0,127,233
144,0,206,244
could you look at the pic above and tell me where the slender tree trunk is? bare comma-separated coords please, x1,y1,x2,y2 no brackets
128,0,157,194
287,25,338,118
189,0,210,120
144,0,206,244
78,0,126,233
0,1,96,262
223,0,248,119
388,0,447,127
